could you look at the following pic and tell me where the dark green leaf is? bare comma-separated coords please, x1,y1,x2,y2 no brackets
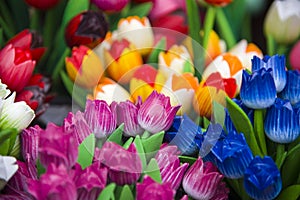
107,124,124,145
0,140,9,155
77,134,95,169
226,97,262,156
147,37,166,64
37,159,46,176
144,158,162,183
6,0,29,32
134,136,147,170
179,155,197,165
125,2,153,18
0,28,3,48
282,143,300,188
119,185,134,200
276,185,300,200
98,183,116,200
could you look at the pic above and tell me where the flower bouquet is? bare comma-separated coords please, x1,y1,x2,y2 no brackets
1,0,300,199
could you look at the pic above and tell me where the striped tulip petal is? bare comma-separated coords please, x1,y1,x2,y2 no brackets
182,158,224,200
240,68,277,109
252,55,287,92
279,70,300,105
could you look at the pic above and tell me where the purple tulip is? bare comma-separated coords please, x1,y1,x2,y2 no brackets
155,144,189,190
21,125,41,163
137,91,180,133
63,111,92,145
182,157,228,200
136,175,175,200
28,164,77,200
39,123,78,169
91,0,129,12
113,100,144,136
84,100,117,139
2,158,37,199
94,142,142,185
73,162,108,200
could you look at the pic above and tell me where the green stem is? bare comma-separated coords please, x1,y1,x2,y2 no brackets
186,0,203,77
277,44,287,55
186,0,201,44
216,7,236,49
52,48,71,84
29,9,41,30
141,131,151,139
266,34,275,56
275,144,286,169
238,178,251,200
202,6,216,50
254,109,267,155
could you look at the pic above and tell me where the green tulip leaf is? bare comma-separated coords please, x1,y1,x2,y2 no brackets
147,37,166,64
62,0,89,28
98,183,116,200
125,2,153,18
77,134,95,169
179,155,197,165
141,131,164,160
60,71,89,108
134,136,147,170
122,137,134,149
107,124,124,145
144,158,162,183
225,96,262,156
276,185,300,200
119,185,134,200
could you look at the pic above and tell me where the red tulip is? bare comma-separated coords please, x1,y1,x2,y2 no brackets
0,45,35,92
65,11,109,48
16,74,53,117
24,0,61,10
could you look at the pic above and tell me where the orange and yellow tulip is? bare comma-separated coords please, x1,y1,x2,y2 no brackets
193,72,237,119
104,38,143,84
130,65,165,102
65,45,104,88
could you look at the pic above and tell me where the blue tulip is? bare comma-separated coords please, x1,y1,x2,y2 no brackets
224,108,236,133
279,70,300,105
264,98,300,143
208,130,254,179
240,68,277,109
244,156,282,200
165,114,203,155
252,55,287,92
